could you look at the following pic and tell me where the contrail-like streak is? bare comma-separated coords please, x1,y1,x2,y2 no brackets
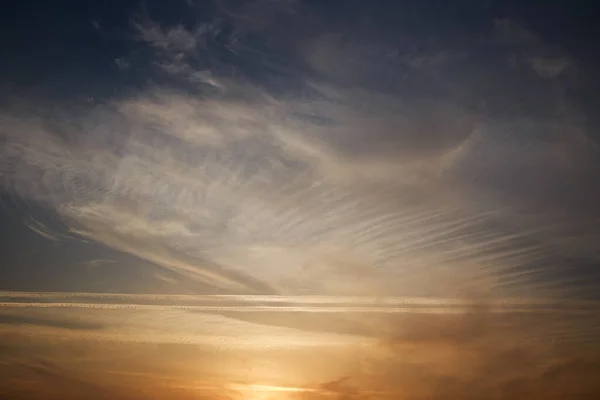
0,292,599,314
5,302,598,314
2,291,599,306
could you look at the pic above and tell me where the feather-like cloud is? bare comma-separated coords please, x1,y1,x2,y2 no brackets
0,1,598,300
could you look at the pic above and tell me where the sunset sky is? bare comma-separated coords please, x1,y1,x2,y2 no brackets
1,0,600,399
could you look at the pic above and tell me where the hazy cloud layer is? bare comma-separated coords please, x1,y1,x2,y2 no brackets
0,295,599,399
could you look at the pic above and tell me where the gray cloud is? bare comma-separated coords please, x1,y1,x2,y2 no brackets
0,311,105,331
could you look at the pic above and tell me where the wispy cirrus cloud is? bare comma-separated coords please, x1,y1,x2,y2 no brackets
1,0,599,300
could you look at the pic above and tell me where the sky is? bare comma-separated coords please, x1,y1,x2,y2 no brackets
1,0,600,399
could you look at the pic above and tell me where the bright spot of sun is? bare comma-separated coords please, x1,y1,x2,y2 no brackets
232,383,310,400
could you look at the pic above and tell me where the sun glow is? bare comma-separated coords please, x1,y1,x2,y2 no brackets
232,383,314,400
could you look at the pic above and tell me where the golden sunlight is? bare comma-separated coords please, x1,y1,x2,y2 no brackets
232,383,313,400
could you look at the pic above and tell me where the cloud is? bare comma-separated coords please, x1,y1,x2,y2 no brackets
114,57,130,70
0,310,105,331
282,305,600,400
10,360,118,399
529,56,572,78
134,19,203,54
1,0,599,301
9,307,600,399
0,291,599,399
1,4,600,397
493,18,575,79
